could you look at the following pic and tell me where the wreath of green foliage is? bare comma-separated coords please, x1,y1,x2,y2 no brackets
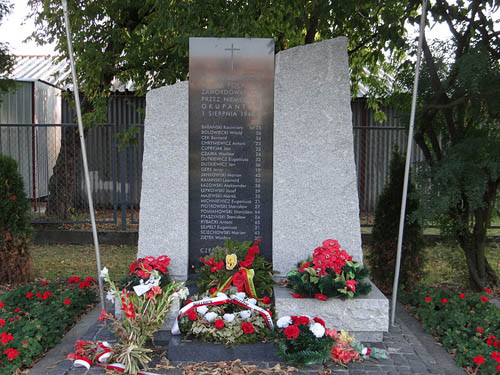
178,292,272,345
287,258,371,300
195,239,274,298
274,324,335,366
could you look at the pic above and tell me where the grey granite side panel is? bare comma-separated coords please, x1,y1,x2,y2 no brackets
272,37,362,277
137,82,189,281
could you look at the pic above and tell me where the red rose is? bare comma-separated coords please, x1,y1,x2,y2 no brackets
64,299,71,305
474,355,485,365
291,293,306,299
283,325,300,340
187,309,197,321
314,293,328,301
241,322,255,334
26,292,34,299
261,296,271,305
215,319,225,329
313,317,326,327
480,296,489,302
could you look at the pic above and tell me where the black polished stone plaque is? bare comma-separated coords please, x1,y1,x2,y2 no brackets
189,37,274,271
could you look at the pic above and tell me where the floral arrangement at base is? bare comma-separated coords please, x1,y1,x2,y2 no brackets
195,238,274,300
68,259,188,375
286,239,371,300
273,315,335,366
122,255,171,290
328,329,387,366
176,288,273,345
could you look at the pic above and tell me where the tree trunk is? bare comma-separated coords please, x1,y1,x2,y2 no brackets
46,126,80,220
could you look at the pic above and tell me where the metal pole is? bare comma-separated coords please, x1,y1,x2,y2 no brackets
61,0,105,311
391,0,428,326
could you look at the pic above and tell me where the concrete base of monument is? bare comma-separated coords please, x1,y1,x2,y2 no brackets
273,281,388,343
166,335,281,362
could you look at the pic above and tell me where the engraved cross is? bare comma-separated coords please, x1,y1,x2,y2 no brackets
224,43,240,71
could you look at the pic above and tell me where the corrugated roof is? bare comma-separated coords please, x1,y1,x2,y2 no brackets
9,55,135,92
10,55,70,88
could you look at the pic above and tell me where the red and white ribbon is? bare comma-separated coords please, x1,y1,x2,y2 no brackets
172,294,273,334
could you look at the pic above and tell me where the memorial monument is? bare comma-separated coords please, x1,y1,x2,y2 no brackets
137,37,388,341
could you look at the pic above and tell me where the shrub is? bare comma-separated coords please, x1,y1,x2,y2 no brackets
0,154,33,283
401,286,500,374
0,277,97,374
366,147,425,293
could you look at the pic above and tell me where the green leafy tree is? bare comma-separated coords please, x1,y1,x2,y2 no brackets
0,0,15,95
392,0,500,291
366,147,425,293
27,0,420,218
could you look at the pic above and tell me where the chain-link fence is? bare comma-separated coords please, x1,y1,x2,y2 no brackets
0,123,143,229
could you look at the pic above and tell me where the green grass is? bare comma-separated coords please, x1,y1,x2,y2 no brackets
30,244,137,282
419,242,500,292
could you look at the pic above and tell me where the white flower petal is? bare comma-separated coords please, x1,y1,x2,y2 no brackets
217,292,229,299
100,267,109,278
204,312,218,322
277,316,292,329
235,292,246,299
239,310,252,319
223,313,235,322
247,298,257,305
309,322,326,338
196,305,209,315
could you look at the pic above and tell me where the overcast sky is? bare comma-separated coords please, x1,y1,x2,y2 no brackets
1,1,495,57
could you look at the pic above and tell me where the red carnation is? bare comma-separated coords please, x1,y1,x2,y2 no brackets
215,319,225,329
314,293,328,301
291,293,306,299
299,261,311,273
241,322,255,334
187,309,197,321
313,317,326,327
261,296,271,305
64,299,71,305
283,325,300,340
232,271,246,292
294,316,310,326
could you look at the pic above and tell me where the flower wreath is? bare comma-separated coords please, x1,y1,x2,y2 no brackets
286,239,371,300
195,239,274,299
175,291,273,345
274,315,335,366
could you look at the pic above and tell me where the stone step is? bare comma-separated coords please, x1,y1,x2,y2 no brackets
273,281,388,342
